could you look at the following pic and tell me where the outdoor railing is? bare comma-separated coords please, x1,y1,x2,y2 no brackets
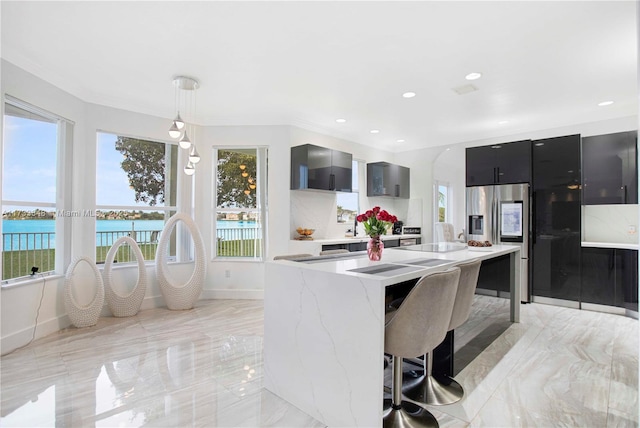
2,232,55,280
216,227,262,258
3,226,262,280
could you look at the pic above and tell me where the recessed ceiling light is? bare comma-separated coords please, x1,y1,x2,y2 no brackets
402,92,416,98
370,129,380,134
335,118,346,123
396,139,405,143
465,72,482,81
498,120,509,125
598,100,614,107
534,142,545,146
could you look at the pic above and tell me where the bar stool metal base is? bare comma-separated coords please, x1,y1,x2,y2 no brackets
403,374,464,406
383,400,439,428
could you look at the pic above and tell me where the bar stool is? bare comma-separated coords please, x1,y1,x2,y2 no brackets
403,259,482,406
383,267,460,428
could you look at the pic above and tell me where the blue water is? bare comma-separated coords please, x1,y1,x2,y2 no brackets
2,219,258,251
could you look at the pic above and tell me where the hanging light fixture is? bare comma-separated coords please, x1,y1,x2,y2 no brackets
179,130,191,149
189,145,201,164
168,76,200,175
184,161,196,176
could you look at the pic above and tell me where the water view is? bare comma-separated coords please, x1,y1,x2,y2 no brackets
2,219,259,251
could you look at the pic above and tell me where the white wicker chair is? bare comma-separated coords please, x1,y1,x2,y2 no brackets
64,256,105,328
155,213,206,310
103,236,147,317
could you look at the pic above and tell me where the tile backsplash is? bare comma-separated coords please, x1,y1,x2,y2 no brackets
582,204,639,244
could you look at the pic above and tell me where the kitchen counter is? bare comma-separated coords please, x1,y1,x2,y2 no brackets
264,244,521,427
288,234,422,255
581,241,639,250
291,233,421,244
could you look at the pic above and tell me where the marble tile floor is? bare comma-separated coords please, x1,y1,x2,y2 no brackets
1,296,638,427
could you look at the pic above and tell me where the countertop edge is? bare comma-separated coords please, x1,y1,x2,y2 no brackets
581,241,639,250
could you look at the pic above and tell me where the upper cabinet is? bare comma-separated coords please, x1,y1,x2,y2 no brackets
366,162,410,198
582,131,637,205
466,140,532,186
291,144,352,192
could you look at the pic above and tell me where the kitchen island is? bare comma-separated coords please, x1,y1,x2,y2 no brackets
264,244,521,427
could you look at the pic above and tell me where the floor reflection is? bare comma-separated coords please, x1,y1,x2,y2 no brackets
1,300,322,427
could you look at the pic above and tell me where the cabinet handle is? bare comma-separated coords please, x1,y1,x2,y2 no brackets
496,167,500,183
395,184,400,197
329,174,335,190
623,185,628,204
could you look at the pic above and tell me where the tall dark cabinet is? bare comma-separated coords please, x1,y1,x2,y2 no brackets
582,131,638,204
531,135,582,302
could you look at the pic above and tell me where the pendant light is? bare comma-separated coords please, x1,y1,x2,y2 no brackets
168,76,201,175
189,145,201,164
184,161,196,176
179,130,191,149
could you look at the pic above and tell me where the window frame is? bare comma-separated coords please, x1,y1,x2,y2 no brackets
1,95,74,284
212,146,268,261
95,130,184,264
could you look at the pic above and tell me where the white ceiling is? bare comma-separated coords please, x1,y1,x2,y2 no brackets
1,1,637,151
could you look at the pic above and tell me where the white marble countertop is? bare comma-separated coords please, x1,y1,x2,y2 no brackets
581,241,639,250
273,244,520,286
290,234,421,245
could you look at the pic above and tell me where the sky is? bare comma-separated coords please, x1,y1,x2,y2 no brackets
2,115,168,210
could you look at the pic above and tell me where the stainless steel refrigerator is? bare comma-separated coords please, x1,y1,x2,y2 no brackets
466,183,531,302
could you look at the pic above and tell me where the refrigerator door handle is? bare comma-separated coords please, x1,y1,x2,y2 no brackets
531,190,536,245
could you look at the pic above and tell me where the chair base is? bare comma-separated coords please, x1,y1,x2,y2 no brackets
383,400,439,428
403,373,464,406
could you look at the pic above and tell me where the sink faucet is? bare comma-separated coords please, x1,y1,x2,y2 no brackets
353,217,358,237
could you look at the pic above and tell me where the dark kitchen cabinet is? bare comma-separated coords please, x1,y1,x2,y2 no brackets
531,135,582,302
466,140,531,186
581,247,637,311
582,131,637,205
476,254,511,295
367,162,410,198
291,144,352,192
620,249,638,312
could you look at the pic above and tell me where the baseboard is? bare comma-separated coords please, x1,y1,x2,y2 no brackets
531,295,580,309
581,302,626,315
1,313,70,356
200,289,264,300
475,288,498,297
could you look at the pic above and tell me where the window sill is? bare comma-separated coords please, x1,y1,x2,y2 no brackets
1,272,63,289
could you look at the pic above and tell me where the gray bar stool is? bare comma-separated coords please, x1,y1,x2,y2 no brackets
403,259,482,406
383,267,460,428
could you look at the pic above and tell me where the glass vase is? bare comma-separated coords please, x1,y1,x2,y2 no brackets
367,236,384,261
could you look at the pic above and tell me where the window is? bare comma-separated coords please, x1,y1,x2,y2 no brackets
2,97,72,281
214,147,267,259
96,132,178,263
435,181,450,223
337,160,360,224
